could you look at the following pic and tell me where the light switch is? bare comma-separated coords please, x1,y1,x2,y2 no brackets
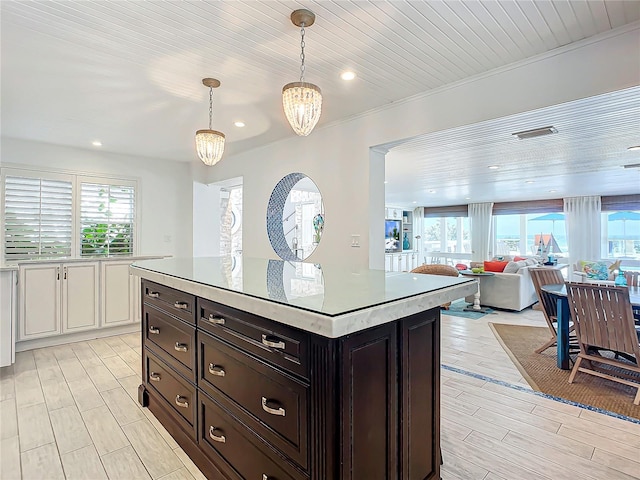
351,235,360,247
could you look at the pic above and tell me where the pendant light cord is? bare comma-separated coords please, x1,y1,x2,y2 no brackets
208,87,213,130
299,23,306,82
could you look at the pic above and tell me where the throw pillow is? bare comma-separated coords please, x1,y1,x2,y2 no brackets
514,256,527,262
503,261,520,273
584,261,610,280
484,260,508,272
525,258,538,266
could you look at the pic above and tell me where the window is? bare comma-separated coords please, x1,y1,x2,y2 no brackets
601,210,640,260
493,213,567,257
423,216,470,264
3,175,73,260
2,169,137,263
80,182,135,257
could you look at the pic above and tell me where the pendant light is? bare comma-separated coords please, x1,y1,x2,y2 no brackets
195,78,225,166
282,9,322,136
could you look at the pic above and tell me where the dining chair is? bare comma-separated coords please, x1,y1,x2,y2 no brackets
529,268,573,354
566,283,640,405
625,270,640,322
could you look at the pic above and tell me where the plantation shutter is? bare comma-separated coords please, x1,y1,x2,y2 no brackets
4,176,73,260
80,182,135,257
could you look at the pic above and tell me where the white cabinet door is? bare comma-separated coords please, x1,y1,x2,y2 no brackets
0,270,17,366
102,260,135,326
62,263,99,333
19,264,60,340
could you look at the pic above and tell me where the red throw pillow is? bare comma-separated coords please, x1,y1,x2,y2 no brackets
484,260,508,272
514,256,527,262
455,263,468,271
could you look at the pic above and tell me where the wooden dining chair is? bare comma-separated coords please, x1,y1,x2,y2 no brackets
529,268,573,354
625,270,640,287
566,283,640,405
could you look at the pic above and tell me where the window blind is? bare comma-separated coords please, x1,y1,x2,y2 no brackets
80,182,135,257
4,176,73,260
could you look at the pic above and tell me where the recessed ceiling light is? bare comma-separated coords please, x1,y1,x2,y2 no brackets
525,180,535,184
234,121,245,128
549,190,557,193
628,145,640,151
512,126,558,140
340,71,356,81
92,140,102,147
428,190,436,193
465,197,470,200
412,201,417,204
384,181,388,184
488,165,499,170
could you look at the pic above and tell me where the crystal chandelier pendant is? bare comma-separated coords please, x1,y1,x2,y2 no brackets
195,78,225,166
282,81,322,136
283,9,322,137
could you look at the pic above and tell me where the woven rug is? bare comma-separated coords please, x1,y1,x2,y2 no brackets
442,299,494,320
489,322,640,420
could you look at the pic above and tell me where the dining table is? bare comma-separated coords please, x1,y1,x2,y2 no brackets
540,283,640,370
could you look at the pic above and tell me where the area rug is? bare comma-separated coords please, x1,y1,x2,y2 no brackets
442,299,494,320
489,322,640,420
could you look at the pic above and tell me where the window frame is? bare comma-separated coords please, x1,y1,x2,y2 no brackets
1,167,139,264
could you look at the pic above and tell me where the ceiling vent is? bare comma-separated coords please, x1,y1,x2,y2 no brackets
512,126,558,140
623,163,640,169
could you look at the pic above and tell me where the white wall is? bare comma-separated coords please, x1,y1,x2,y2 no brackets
205,26,640,270
193,182,221,257
1,137,194,258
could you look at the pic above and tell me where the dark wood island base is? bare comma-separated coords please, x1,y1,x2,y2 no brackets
138,278,442,480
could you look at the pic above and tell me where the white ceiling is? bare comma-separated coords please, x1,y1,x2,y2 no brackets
1,1,639,204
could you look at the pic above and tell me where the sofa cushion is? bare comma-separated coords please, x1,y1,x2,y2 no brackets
484,260,509,272
503,260,528,273
584,261,610,280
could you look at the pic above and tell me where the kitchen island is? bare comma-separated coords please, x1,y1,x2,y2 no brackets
131,257,476,480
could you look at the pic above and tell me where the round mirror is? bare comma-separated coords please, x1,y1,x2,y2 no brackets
267,173,324,261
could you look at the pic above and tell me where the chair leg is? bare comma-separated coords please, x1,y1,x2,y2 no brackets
535,337,557,354
568,356,583,384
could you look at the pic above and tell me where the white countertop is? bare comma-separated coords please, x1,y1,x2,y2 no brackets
131,256,477,338
1,255,166,270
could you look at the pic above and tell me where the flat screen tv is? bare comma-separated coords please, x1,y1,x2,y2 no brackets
385,219,402,252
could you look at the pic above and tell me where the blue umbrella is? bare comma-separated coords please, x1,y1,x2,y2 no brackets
529,213,565,235
608,211,640,255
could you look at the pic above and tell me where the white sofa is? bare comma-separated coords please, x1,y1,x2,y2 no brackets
464,265,538,311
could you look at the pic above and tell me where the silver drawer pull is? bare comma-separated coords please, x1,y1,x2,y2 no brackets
208,363,225,377
209,426,226,443
149,372,161,382
205,314,225,325
261,396,285,417
174,301,189,310
149,326,160,335
174,342,188,352
175,395,189,408
147,292,159,298
261,334,285,350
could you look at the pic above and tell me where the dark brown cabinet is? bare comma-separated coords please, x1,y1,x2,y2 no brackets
139,279,441,480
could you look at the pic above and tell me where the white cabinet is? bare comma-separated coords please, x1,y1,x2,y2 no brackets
102,260,135,326
0,269,17,367
19,262,99,341
386,207,403,220
384,252,420,273
62,263,99,333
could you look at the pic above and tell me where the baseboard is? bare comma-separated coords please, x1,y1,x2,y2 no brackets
15,323,141,352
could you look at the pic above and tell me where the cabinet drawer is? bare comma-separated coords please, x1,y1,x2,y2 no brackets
199,331,308,468
198,297,308,378
145,351,197,432
144,304,195,382
142,280,195,324
199,391,307,480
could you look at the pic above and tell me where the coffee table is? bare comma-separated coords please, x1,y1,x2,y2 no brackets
459,271,495,313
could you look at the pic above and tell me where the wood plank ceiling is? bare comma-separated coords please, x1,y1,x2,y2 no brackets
1,1,639,204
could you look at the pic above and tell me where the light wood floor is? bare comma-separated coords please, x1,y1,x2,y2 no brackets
0,307,638,480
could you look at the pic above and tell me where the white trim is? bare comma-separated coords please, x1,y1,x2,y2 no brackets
15,322,140,352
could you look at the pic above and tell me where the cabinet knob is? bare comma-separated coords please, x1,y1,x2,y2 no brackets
174,342,188,353
149,326,160,335
147,292,159,298
175,395,189,408
204,314,225,325
174,301,189,310
149,372,161,382
261,396,285,417
208,426,226,443
261,334,285,350
208,363,225,377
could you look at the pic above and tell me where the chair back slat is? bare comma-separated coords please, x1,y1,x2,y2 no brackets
530,268,565,329
625,271,640,287
566,283,640,359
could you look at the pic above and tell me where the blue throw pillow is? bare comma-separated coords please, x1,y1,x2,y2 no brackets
585,262,609,280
